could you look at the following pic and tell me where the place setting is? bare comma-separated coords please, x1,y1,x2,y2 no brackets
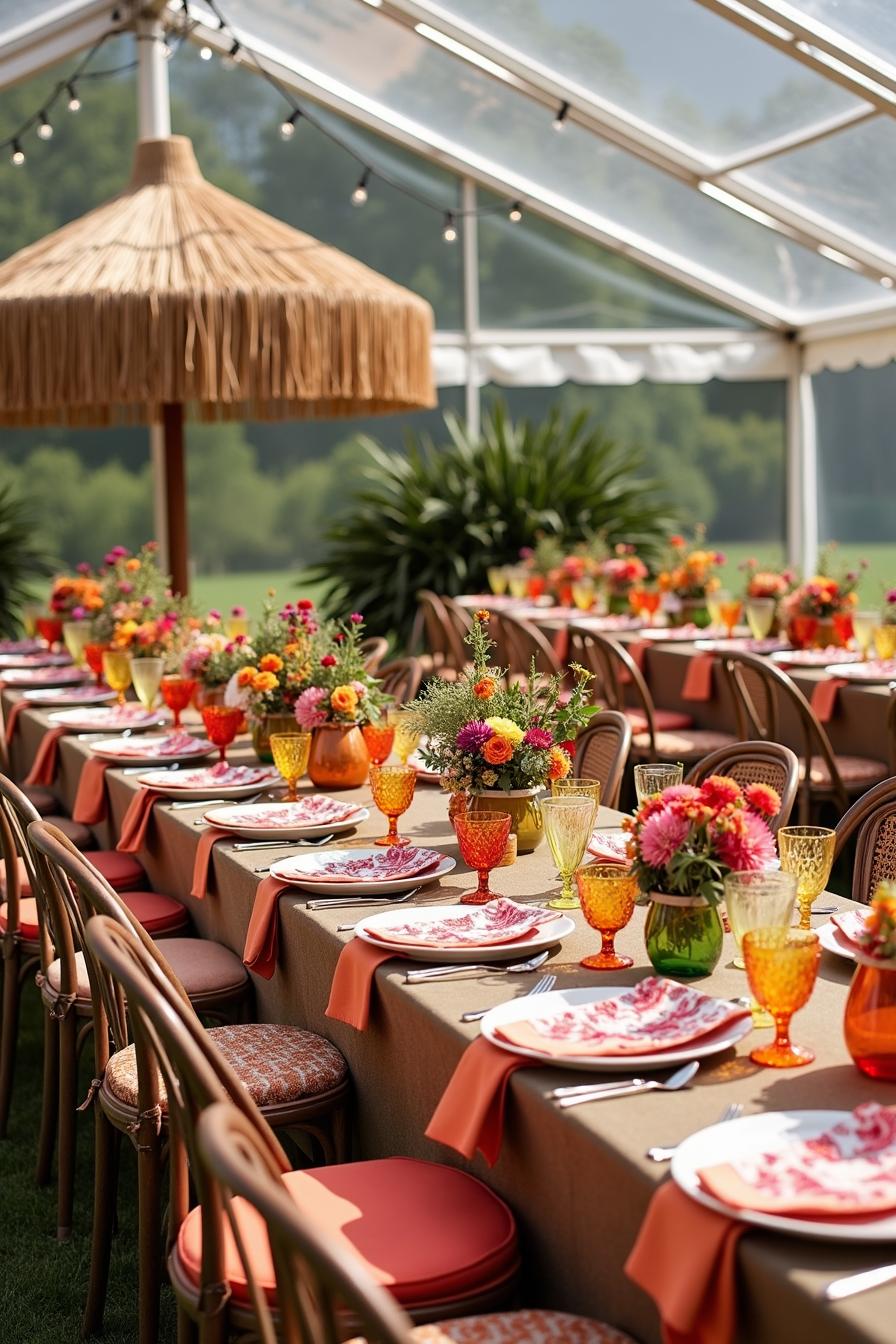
46,704,167,733
86,729,217,766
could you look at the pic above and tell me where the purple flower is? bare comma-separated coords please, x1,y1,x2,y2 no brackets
111,546,129,558
71,605,86,621
887,589,896,605
141,595,153,607
350,612,364,624
523,727,553,750
456,721,494,753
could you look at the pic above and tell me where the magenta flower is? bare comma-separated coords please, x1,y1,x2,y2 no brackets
456,721,494,754
295,686,328,730
231,605,246,618
208,609,222,623
523,727,553,750
321,654,337,667
141,595,153,607
714,811,776,872
118,580,134,595
71,605,86,621
350,612,364,624
639,807,690,868
76,561,91,575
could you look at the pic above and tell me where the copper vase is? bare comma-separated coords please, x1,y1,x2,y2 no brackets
307,723,370,790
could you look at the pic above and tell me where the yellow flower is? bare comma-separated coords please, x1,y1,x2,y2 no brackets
259,653,284,673
114,619,139,645
330,684,359,715
252,671,278,693
484,716,524,744
547,746,571,781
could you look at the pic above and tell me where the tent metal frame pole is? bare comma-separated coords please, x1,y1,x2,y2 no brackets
786,346,818,576
461,177,480,437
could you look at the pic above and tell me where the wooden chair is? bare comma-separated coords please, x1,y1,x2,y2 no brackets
572,711,632,810
569,628,735,764
721,652,889,824
28,823,351,1344
360,636,389,673
379,656,423,706
83,914,522,1344
411,591,466,679
0,798,39,1144
684,742,800,833
493,611,563,685
196,1099,638,1344
834,776,896,904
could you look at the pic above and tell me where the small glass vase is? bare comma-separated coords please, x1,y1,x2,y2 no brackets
307,723,370,790
844,959,896,1081
644,892,724,978
678,599,711,629
475,788,544,854
251,712,300,763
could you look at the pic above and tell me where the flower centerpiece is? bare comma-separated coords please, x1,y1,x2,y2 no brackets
88,542,172,647
231,598,318,760
182,611,249,706
844,883,896,1081
520,535,566,601
407,608,598,852
46,564,105,661
882,590,896,627
294,613,386,788
781,546,864,648
624,774,780,976
740,558,795,603
599,544,649,615
657,528,725,627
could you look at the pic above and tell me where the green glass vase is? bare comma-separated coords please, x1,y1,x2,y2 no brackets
644,894,723,978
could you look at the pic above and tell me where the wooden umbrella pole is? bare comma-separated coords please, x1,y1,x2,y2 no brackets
161,402,189,595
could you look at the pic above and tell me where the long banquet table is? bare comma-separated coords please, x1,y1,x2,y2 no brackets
5,688,896,1344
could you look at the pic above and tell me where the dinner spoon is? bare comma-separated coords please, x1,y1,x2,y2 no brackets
406,950,550,983
551,1060,700,1107
826,1263,896,1300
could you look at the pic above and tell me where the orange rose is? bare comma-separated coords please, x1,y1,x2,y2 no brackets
125,558,141,572
482,735,513,765
252,671,278,693
473,676,497,700
547,746,571,781
259,653,284,673
474,608,491,623
330,685,359,715
283,642,300,656
236,666,257,687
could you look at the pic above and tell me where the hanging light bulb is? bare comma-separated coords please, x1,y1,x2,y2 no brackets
11,140,25,166
552,100,570,131
279,110,301,140
508,201,522,222
36,111,53,140
222,40,240,68
442,212,457,243
66,83,81,112
199,44,213,60
351,169,370,206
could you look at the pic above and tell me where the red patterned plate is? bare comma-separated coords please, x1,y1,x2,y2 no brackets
2,666,88,687
362,897,560,948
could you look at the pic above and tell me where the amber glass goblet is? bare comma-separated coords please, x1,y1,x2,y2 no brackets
362,722,395,766
62,620,90,668
576,863,637,969
872,624,896,660
270,732,311,802
743,927,820,1068
369,764,416,847
454,809,512,905
541,795,598,909
777,825,835,930
201,704,243,763
102,650,132,707
161,675,197,730
719,598,743,638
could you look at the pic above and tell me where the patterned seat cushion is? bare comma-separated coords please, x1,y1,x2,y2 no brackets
411,1310,637,1344
633,728,736,759
105,1022,347,1110
46,937,248,1002
175,1156,518,1310
625,707,694,735
0,897,39,941
803,756,888,789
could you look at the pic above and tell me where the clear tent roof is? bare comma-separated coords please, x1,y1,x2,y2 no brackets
3,0,896,337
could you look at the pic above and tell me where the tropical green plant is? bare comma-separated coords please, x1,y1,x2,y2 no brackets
0,481,53,636
309,401,672,641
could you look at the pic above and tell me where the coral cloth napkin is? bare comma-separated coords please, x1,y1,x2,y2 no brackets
4,698,27,744
325,940,396,1029
116,788,164,853
72,758,110,824
24,725,66,786
190,828,230,899
625,1181,744,1344
811,677,848,723
681,653,715,702
425,1037,532,1166
617,640,649,685
243,877,292,979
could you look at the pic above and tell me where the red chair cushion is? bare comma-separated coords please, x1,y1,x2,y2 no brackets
89,850,147,892
45,816,94,850
120,890,188,934
175,1157,518,1310
625,707,694,734
0,897,39,940
21,786,57,816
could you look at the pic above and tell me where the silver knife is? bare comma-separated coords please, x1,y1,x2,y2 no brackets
825,1264,896,1300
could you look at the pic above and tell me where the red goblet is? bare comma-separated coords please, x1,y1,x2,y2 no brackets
36,615,64,651
161,675,197,730
833,611,854,647
201,704,243,763
84,641,112,686
790,615,819,650
527,574,546,600
454,809,512,905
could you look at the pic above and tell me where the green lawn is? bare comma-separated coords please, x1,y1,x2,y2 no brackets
717,542,896,607
191,568,326,616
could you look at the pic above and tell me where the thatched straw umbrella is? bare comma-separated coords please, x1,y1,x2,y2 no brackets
0,135,435,591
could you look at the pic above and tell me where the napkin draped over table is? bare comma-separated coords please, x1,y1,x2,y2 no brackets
810,678,848,723
242,877,292,979
681,653,715,703
116,788,165,853
24,726,66,786
425,1037,532,1166
72,758,110,824
190,828,230,899
4,699,27,744
325,940,396,1029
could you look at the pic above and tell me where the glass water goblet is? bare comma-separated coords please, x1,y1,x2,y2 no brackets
102,650,132,707
454,809,512,905
270,732,311,802
576,863,637,969
777,825,835,930
84,642,111,687
369,764,416,846
541,795,598,909
852,611,878,660
161,675,196,730
633,762,683,807
201,704,243,763
724,869,797,1025
225,614,249,640
743,927,820,1068
22,602,41,639
130,657,165,712
745,598,776,641
362,721,395,766
62,620,90,667
872,624,896,660
551,776,601,811
487,566,508,596
705,591,724,631
506,567,529,600
387,709,421,765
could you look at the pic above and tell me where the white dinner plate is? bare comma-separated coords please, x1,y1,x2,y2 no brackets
481,985,751,1071
136,767,280,799
1,666,88,687
817,919,857,962
408,748,440,784
21,687,116,706
355,902,573,963
693,637,789,654
88,734,215,765
47,707,166,733
270,848,456,896
769,648,862,669
202,801,369,839
639,626,704,642
824,659,896,685
0,652,72,669
672,1110,896,1242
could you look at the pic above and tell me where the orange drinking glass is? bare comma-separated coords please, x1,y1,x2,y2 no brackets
639,589,662,626
161,675,197,730
833,611,854,646
527,575,546,600
362,722,395,766
369,764,416,846
576,863,637,969
628,588,646,618
743,927,820,1068
454,809,512,905
201,704,243,763
719,598,743,638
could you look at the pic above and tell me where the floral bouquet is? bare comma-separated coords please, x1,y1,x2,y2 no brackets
740,557,795,601
294,613,386,728
181,612,241,689
88,542,188,659
783,546,865,621
48,566,104,620
852,884,896,962
407,608,597,795
882,590,896,628
599,544,648,611
234,599,318,719
658,527,725,602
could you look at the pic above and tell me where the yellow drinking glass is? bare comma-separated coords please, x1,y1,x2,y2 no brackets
225,615,249,640
102,649,132,707
22,602,41,639
387,709,421,765
62,619,91,667
571,577,596,611
130,656,165,711
705,591,724,631
576,863,637,969
369,764,417,846
633,762,683,807
270,732,311,802
551,776,601,810
718,598,743,639
743,927,820,1068
745,597,776,640
507,567,529,600
777,825,835,930
541,795,598,909
872,624,896,660
487,566,508,596
852,610,878,660
724,869,797,971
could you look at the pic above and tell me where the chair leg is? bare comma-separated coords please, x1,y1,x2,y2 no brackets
177,1304,198,1344
57,1009,78,1240
82,1108,120,1339
137,1130,163,1344
0,942,21,1138
35,1004,59,1185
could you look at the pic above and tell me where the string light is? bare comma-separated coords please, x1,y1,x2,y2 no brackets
279,109,300,140
442,212,457,243
553,100,570,131
508,201,522,222
199,44,213,60
66,83,81,112
351,169,370,206
11,141,24,166
36,112,53,140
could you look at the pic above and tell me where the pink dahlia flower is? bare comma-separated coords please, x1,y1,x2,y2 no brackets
295,686,328,730
639,807,690,868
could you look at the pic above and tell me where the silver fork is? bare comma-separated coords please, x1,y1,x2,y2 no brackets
646,1102,743,1162
406,950,550,983
233,836,334,852
460,972,556,1023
